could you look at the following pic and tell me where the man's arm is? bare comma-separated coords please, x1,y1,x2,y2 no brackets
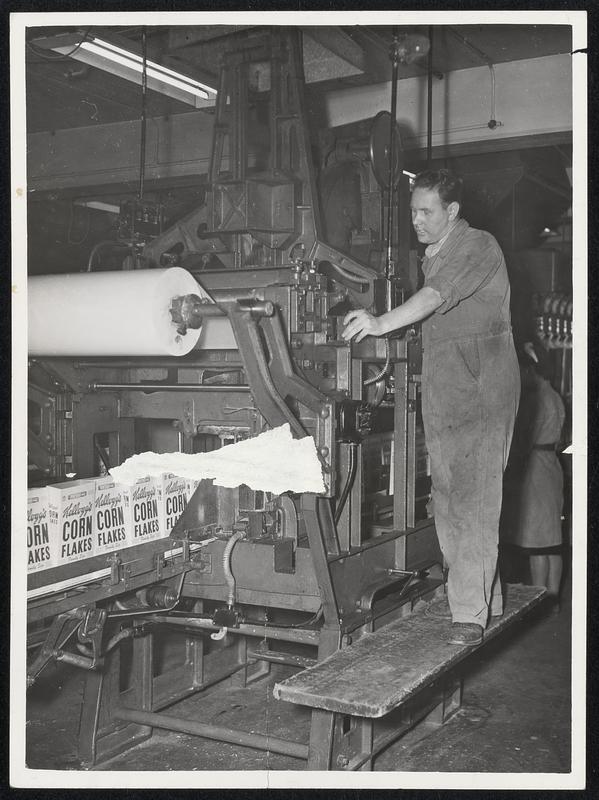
426,232,503,314
342,286,443,342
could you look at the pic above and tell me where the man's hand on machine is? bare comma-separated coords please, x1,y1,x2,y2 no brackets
342,309,385,342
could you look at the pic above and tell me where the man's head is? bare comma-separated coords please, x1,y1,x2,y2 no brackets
410,169,463,245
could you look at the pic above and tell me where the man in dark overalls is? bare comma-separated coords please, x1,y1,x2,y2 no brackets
342,169,520,646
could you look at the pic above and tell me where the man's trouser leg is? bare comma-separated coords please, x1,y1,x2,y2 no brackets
423,332,519,627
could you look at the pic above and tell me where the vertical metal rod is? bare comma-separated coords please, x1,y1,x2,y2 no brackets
393,360,408,532
233,59,246,269
138,27,148,201
386,37,399,283
427,26,434,169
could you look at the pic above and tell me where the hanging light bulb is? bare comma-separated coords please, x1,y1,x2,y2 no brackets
391,34,431,66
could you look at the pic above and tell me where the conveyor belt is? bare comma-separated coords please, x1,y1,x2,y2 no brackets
26,536,216,622
27,540,214,600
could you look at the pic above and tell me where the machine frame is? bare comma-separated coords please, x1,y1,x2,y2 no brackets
27,27,444,771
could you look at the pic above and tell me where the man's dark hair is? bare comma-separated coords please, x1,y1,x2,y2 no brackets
413,169,463,208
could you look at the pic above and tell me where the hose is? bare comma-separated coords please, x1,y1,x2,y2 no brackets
223,530,245,607
334,442,358,525
363,336,391,386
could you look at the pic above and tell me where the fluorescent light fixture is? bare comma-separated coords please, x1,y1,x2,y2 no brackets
49,35,217,108
73,199,121,214
80,38,215,98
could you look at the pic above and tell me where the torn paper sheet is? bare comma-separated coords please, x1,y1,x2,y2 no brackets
109,424,326,495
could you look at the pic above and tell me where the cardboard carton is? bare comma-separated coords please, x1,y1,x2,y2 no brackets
162,473,189,536
93,477,133,555
130,475,163,544
27,488,54,572
47,480,95,567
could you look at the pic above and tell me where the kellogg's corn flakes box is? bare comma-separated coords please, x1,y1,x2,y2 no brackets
130,475,162,543
161,473,188,536
93,476,133,555
47,480,95,567
27,488,54,573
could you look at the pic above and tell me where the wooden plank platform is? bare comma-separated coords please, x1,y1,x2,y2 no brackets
273,584,546,718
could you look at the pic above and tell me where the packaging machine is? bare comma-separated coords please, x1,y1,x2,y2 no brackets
25,28,468,771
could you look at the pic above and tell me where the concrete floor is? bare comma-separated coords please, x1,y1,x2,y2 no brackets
26,563,573,775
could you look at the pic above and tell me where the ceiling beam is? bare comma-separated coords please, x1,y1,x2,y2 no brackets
165,27,366,87
406,131,573,165
304,28,366,72
27,111,215,192
341,28,391,81
165,26,256,51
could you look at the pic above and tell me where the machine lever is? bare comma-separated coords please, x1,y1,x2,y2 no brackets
27,609,91,686
317,260,368,293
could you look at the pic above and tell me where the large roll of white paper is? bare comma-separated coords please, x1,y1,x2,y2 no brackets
28,268,213,356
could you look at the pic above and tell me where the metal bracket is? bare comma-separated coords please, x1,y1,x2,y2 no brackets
154,551,165,581
27,606,102,686
108,552,123,585
170,537,191,565
75,607,108,669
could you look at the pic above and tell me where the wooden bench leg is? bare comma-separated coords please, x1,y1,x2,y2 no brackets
354,719,374,771
305,676,464,771
307,709,377,771
307,709,336,769
442,675,463,722
427,675,463,726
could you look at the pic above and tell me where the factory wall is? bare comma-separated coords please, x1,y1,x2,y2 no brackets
324,54,573,150
27,111,215,191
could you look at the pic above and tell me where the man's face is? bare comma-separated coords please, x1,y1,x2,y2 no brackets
410,186,458,245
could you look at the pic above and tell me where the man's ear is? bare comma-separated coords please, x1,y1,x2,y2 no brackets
447,201,460,221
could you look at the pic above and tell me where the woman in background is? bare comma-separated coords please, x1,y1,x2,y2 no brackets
503,351,566,602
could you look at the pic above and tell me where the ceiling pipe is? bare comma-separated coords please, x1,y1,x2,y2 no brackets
446,26,494,66
446,26,500,127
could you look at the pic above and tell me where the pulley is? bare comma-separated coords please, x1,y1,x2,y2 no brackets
369,110,403,190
